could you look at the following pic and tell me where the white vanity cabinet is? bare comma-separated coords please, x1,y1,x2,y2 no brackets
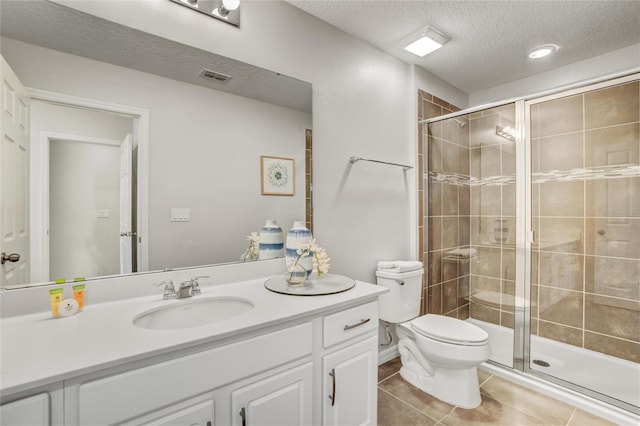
1,291,383,426
321,301,379,426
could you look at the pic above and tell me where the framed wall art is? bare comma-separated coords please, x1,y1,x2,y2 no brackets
260,155,295,195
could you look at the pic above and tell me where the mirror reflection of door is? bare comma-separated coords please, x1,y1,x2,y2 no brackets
29,100,135,282
49,134,133,281
0,57,30,287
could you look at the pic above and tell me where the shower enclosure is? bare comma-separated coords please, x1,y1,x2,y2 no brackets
423,74,639,414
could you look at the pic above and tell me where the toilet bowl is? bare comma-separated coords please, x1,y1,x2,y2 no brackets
396,314,490,408
376,265,491,408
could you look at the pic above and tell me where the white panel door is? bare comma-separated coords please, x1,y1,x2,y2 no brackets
119,133,132,273
0,56,30,287
231,363,313,426
322,336,377,426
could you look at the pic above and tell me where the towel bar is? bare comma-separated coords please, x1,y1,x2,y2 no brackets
349,156,413,171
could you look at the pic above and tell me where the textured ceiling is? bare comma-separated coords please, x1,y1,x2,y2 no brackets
288,0,640,94
0,0,312,113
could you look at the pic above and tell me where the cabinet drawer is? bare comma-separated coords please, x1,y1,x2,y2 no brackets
323,301,378,348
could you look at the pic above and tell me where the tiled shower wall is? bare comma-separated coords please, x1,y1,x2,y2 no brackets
418,90,460,314
468,105,517,330
422,99,517,325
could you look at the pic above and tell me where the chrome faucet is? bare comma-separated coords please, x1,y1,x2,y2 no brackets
154,279,176,300
177,275,210,299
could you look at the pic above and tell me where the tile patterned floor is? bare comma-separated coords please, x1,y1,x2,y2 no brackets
377,357,617,425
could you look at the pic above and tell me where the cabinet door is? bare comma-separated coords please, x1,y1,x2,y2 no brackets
231,362,312,426
139,399,214,426
0,393,49,426
322,336,377,426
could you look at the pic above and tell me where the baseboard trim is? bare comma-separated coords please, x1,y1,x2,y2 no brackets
378,344,399,365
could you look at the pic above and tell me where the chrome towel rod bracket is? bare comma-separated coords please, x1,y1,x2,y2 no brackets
349,156,413,171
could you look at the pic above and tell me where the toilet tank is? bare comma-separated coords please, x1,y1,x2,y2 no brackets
376,269,424,323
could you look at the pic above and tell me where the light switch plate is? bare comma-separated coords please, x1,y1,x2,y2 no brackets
96,209,110,218
171,208,190,222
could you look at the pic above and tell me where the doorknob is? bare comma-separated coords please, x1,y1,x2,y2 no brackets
1,252,20,265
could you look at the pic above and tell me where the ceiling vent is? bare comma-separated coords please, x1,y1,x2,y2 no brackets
199,69,232,83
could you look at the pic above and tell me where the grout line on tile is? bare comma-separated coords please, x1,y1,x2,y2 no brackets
378,387,443,423
437,406,460,426
565,407,577,426
478,372,493,387
377,370,399,385
440,405,457,422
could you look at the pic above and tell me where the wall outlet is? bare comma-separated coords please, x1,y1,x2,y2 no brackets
171,208,190,222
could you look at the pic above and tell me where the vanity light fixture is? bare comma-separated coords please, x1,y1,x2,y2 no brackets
398,26,450,57
527,44,558,59
169,0,240,27
496,125,516,142
216,0,239,17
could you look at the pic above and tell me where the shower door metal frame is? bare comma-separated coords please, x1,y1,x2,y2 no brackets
514,99,529,373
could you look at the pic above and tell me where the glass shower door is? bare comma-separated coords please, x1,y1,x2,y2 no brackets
425,103,518,369
527,77,640,409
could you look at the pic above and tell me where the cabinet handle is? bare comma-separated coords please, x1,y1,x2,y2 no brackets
343,317,370,331
239,407,246,426
328,368,336,406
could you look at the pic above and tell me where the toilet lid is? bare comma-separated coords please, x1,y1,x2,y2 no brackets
411,315,489,346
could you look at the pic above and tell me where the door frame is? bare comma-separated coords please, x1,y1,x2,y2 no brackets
27,88,150,279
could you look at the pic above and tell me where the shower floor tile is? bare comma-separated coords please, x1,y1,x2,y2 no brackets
377,357,618,426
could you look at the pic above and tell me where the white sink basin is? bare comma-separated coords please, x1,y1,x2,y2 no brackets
133,297,254,330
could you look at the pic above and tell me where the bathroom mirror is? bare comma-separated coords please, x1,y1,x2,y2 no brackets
0,0,312,289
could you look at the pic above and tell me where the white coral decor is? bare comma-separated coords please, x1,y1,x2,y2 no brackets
296,239,331,276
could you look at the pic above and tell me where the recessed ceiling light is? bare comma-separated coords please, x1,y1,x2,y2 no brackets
398,26,450,57
527,44,559,59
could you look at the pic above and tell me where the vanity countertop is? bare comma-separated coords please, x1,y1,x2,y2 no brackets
0,276,387,396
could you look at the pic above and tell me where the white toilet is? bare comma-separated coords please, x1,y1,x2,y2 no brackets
376,267,491,408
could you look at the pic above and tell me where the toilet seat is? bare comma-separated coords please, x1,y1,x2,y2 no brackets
411,315,489,346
